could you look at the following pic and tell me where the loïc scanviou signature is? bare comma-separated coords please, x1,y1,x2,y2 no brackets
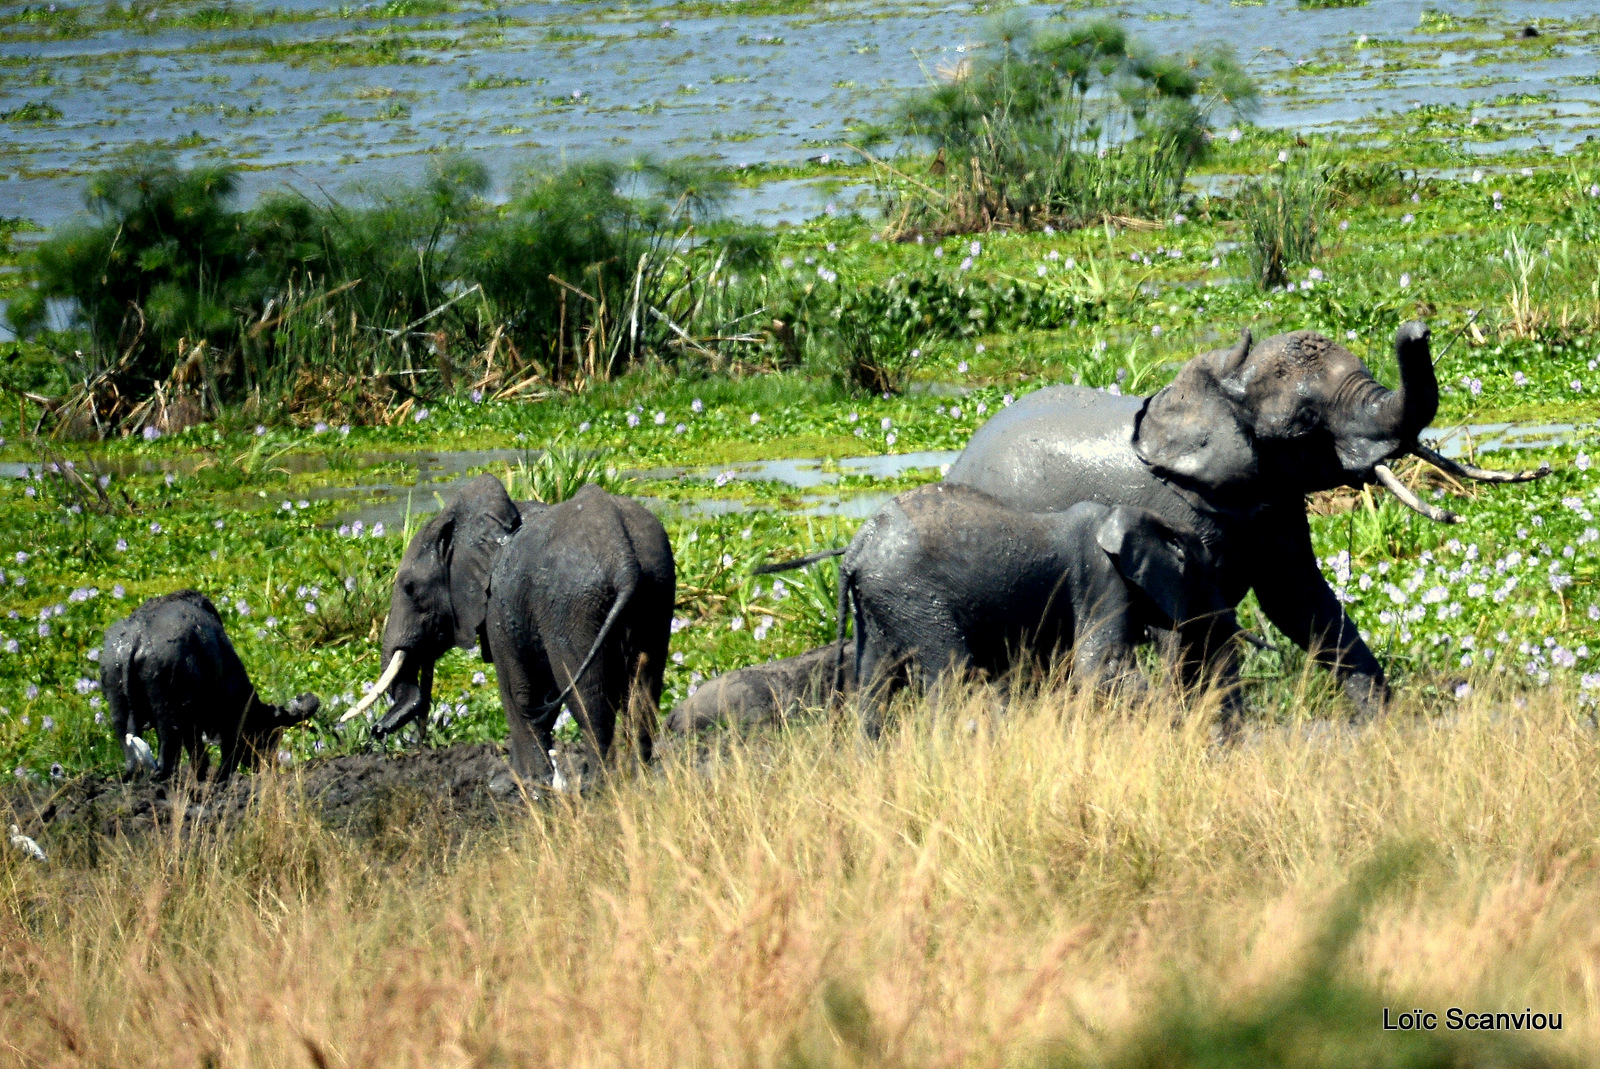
1382,1007,1562,1032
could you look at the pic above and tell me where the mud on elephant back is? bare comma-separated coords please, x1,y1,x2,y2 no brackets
944,321,1549,716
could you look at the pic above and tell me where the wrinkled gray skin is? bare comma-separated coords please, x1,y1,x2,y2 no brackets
370,474,531,739
486,483,676,783
101,590,320,780
839,485,1236,735
946,323,1442,716
664,642,858,738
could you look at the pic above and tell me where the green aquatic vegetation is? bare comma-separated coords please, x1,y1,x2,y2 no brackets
889,16,1257,233
1239,148,1330,289
1,101,62,123
464,74,531,90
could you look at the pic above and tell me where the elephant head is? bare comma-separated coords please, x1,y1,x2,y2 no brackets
234,692,321,771
341,474,521,735
1134,321,1546,520
1095,505,1229,628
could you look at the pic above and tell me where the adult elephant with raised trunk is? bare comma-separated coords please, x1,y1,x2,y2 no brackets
341,473,534,738
944,322,1547,715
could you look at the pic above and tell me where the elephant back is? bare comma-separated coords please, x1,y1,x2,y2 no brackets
946,385,1226,548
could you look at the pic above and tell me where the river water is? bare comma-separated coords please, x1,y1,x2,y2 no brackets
3,0,1598,229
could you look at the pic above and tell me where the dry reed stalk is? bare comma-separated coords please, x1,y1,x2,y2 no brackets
2,680,1597,1067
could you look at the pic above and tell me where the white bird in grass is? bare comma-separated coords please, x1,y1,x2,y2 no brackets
549,749,569,794
9,824,45,863
125,733,158,773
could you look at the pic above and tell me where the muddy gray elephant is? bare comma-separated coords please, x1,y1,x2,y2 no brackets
944,322,1547,715
827,484,1235,734
101,590,320,780
664,642,858,738
341,474,538,739
486,483,676,784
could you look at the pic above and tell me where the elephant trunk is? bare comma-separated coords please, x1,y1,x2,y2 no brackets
1373,320,1437,445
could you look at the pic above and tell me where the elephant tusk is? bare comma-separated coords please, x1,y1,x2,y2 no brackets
1373,463,1460,524
1411,443,1550,484
340,650,406,723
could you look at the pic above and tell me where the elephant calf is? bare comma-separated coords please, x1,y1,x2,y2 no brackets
487,484,676,784
101,590,320,780
664,642,858,739
838,484,1238,732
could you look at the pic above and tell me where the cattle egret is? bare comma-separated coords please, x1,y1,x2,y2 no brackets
125,733,158,772
9,824,45,863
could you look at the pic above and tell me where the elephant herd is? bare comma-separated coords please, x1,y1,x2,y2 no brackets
103,321,1547,784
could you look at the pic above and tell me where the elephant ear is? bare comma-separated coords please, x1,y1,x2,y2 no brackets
445,474,523,648
1133,330,1259,493
1095,506,1191,625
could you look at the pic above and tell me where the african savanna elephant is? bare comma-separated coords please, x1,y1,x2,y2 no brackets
101,590,321,780
486,483,676,784
944,322,1547,714
664,641,859,738
341,474,528,738
833,484,1236,734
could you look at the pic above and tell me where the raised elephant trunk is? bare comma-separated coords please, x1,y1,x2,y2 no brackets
1374,320,1438,445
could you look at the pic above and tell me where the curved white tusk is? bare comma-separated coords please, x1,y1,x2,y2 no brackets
1374,463,1460,524
1412,443,1549,484
339,650,406,723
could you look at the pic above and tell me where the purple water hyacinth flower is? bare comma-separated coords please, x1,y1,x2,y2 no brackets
654,411,666,425
142,426,160,441
627,413,640,427
471,390,484,403
413,408,430,423
472,672,487,685
314,422,329,434
149,522,161,534
112,584,125,598
372,523,385,537
25,685,38,700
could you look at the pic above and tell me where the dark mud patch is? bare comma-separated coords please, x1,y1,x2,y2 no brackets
4,741,521,854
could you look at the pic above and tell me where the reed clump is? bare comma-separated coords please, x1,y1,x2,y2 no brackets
884,17,1257,235
1,676,1594,1067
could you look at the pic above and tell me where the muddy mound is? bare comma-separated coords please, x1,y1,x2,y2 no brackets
4,742,520,848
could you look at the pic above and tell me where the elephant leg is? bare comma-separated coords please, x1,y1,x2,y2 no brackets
495,644,557,785
1247,507,1387,717
912,628,974,710
1173,613,1245,733
625,649,658,766
564,650,618,760
192,736,212,784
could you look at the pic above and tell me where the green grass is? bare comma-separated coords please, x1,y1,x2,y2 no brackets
5,134,1600,779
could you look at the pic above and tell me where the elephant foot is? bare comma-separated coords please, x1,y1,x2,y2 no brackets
1342,672,1389,720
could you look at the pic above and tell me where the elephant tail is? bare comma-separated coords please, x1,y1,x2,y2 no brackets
752,546,845,575
540,575,638,717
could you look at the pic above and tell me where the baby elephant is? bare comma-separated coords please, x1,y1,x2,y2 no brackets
664,642,858,739
838,484,1237,731
101,590,320,780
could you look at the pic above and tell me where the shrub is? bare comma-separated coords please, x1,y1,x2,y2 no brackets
4,154,778,433
890,17,1257,233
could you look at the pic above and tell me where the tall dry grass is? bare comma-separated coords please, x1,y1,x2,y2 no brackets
2,679,1598,1067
